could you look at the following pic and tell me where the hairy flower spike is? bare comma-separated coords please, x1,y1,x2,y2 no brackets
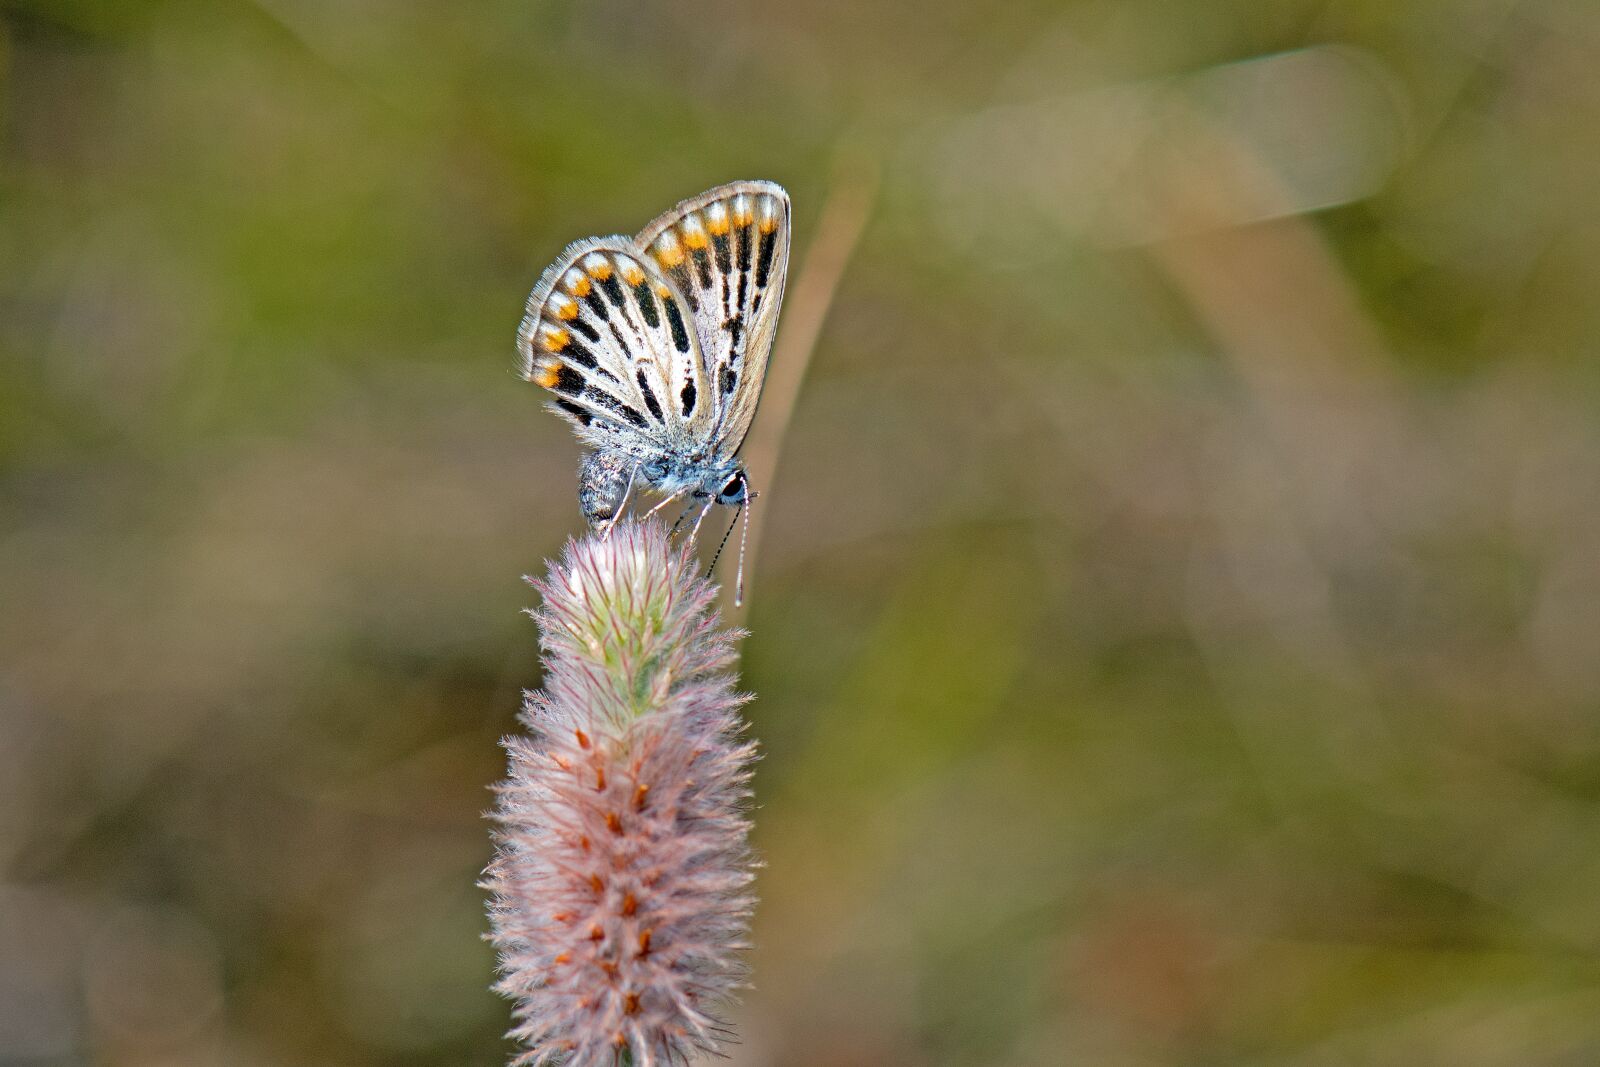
485,520,757,1067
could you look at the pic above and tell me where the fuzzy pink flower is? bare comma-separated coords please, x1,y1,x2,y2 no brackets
485,520,757,1066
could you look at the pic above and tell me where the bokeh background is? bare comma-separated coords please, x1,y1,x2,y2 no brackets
5,1,1600,1064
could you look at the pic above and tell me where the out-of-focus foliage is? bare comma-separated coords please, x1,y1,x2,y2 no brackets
4,1,1600,1064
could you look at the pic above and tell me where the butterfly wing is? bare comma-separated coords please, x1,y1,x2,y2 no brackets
635,180,791,457
517,236,705,455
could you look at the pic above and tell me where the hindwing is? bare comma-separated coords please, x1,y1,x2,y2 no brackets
517,237,704,454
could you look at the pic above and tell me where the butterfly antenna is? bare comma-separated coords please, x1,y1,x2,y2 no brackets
707,503,739,583
734,491,754,607
668,498,697,537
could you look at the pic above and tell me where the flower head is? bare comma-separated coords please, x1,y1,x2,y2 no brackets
485,520,757,1066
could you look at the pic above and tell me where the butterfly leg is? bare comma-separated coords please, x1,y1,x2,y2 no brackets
687,495,718,542
642,487,690,522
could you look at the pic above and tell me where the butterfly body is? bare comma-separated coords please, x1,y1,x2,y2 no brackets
576,444,747,527
518,181,790,528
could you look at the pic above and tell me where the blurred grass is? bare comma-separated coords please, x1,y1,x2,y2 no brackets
5,0,1600,1064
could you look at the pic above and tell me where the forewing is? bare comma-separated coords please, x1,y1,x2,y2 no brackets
635,180,791,455
517,237,704,453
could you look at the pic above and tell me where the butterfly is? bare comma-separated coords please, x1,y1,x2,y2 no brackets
517,180,791,597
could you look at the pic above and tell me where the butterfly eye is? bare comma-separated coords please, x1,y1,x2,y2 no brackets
717,472,747,504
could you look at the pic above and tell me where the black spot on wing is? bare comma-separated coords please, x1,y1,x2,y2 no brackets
583,292,610,322
664,299,691,353
720,366,738,396
672,265,700,311
563,339,598,369
554,365,585,396
712,231,731,275
680,380,696,416
556,399,591,425
589,387,646,428
597,273,626,307
570,316,601,342
736,221,752,272
691,248,712,290
636,370,664,423
756,229,777,288
632,282,660,328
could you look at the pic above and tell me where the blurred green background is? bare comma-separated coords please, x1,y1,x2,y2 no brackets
5,1,1600,1064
